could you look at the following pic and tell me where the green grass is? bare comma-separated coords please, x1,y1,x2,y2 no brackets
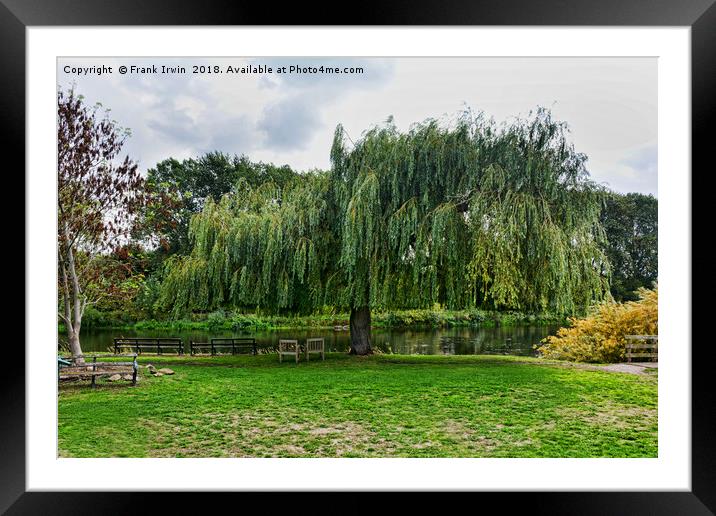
58,354,657,458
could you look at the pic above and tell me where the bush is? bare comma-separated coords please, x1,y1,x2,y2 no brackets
230,312,272,331
537,287,658,363
206,309,228,330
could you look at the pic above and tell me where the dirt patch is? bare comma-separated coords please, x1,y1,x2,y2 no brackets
555,401,656,431
273,444,307,455
504,358,658,376
442,419,498,453
597,364,650,375
310,427,342,436
443,419,472,438
140,412,380,457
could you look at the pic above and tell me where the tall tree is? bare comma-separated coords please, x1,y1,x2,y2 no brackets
58,89,145,360
601,192,658,301
161,109,611,354
142,152,297,254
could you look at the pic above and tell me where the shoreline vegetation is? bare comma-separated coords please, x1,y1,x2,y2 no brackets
62,308,567,333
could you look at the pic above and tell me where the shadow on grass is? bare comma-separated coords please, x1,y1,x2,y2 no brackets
58,381,139,392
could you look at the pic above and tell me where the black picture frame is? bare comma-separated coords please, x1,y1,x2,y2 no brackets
6,0,712,512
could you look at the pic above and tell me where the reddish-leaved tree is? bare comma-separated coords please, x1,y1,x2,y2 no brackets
58,88,145,361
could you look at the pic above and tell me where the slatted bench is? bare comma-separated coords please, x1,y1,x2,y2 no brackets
58,354,138,388
189,340,211,355
625,335,658,363
278,338,326,363
278,339,300,363
305,338,325,361
213,338,257,355
114,338,184,355
189,338,257,355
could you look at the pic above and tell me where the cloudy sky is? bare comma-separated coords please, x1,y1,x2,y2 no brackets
58,57,657,195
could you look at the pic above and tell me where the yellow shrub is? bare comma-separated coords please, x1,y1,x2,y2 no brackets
538,287,657,363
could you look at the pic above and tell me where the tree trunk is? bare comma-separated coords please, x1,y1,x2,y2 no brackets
349,306,372,355
61,224,85,364
67,328,84,363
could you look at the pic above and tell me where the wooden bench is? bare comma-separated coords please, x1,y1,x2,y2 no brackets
114,338,183,355
58,354,138,388
305,338,325,361
278,338,326,363
189,338,257,355
278,339,300,363
189,340,211,355
625,335,658,363
211,338,257,355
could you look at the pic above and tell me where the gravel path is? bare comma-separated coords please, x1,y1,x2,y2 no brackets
597,363,658,375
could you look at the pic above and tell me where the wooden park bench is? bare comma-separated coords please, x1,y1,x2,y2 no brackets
189,338,257,355
278,339,300,363
58,354,138,388
278,338,325,363
625,335,658,363
305,338,325,361
114,338,183,355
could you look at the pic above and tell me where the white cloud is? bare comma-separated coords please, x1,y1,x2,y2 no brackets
57,57,656,194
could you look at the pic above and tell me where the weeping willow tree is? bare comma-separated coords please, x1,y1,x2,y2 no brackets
161,108,611,354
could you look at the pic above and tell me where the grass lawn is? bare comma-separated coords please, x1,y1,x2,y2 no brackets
58,354,657,458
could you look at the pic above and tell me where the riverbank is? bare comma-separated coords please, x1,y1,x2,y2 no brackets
58,353,657,458
64,308,567,333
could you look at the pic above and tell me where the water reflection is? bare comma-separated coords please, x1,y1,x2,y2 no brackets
76,325,560,356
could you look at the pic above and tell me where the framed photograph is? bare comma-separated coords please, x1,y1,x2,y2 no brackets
8,0,713,512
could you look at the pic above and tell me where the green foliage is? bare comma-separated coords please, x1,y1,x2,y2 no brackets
67,308,564,332
160,172,331,316
537,287,658,363
79,305,141,329
601,192,658,301
83,245,167,322
142,152,298,254
375,309,564,328
161,108,611,317
133,275,164,317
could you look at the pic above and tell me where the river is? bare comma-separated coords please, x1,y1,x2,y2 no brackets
76,325,561,356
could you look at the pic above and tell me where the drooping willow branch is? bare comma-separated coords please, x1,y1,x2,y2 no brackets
162,108,611,317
